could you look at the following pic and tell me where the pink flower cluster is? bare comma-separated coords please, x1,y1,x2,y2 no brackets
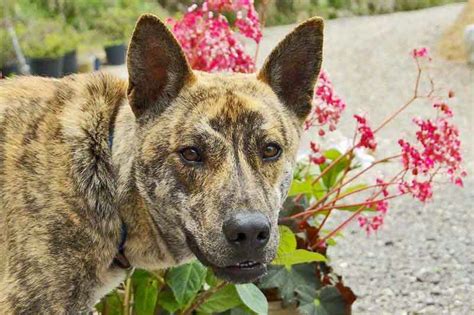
168,0,261,73
358,178,389,234
305,70,346,135
411,47,430,59
354,114,377,150
358,215,384,234
398,101,466,201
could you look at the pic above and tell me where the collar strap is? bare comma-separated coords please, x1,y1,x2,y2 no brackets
109,115,131,270
112,222,131,269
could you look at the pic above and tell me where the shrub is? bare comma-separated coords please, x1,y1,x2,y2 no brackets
21,19,68,59
0,28,16,66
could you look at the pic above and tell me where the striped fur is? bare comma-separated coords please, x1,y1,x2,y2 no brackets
0,14,323,313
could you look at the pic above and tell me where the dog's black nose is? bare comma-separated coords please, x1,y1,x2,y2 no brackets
223,213,270,250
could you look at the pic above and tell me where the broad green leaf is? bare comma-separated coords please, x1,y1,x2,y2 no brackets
132,269,159,315
236,283,268,315
198,284,242,313
319,153,350,190
277,225,296,255
157,290,180,313
96,291,123,315
274,226,327,268
166,260,207,307
259,264,321,305
273,249,327,267
296,285,348,315
205,268,220,287
288,177,325,200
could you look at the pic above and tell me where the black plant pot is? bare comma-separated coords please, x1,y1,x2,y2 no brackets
63,50,78,75
104,44,126,65
1,62,19,77
29,56,64,78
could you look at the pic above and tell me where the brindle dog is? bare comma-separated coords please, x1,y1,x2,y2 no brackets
0,14,323,313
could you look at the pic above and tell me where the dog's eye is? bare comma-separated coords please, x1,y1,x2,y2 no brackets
180,147,203,163
262,143,282,161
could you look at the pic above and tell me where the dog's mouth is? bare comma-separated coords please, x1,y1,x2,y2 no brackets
184,231,267,283
212,261,267,284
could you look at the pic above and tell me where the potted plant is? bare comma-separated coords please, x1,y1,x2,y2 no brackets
62,25,81,75
0,27,19,77
21,19,67,77
95,7,136,65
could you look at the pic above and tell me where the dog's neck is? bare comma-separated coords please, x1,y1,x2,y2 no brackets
108,100,179,270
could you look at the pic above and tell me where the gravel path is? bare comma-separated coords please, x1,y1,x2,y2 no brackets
105,3,473,313
259,4,473,314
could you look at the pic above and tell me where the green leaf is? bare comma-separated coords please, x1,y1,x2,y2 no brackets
288,177,326,199
205,268,220,287
96,290,123,315
277,225,296,255
259,264,321,305
322,149,342,161
197,285,242,314
296,285,348,315
319,151,350,190
273,226,327,268
236,283,268,315
342,184,368,195
336,205,376,212
157,290,180,313
166,260,207,307
132,269,159,315
273,249,327,267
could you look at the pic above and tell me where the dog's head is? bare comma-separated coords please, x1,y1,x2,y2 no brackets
127,14,323,283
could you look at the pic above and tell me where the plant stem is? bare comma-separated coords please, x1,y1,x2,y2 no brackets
316,169,406,247
373,59,423,134
180,282,227,315
123,277,132,315
293,154,400,220
294,149,354,203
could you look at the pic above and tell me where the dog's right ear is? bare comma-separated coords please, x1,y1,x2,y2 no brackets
127,14,195,118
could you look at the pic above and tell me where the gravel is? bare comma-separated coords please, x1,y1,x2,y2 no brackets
105,3,473,313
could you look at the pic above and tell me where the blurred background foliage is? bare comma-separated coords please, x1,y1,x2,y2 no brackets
1,0,464,58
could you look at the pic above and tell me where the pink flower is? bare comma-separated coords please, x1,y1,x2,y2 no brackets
399,115,464,182
376,178,389,197
309,141,326,165
433,102,453,117
305,70,346,134
354,114,377,150
411,47,430,59
358,214,385,234
168,0,260,73
399,179,433,202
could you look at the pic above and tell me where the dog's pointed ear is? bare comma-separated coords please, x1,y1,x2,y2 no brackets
127,14,195,118
258,17,324,120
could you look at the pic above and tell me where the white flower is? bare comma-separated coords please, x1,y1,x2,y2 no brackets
354,147,375,169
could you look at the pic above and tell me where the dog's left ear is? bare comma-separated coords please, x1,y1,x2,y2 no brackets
258,17,324,120
127,14,195,118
